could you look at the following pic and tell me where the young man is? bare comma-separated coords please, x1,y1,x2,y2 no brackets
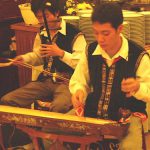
69,2,150,149
1,0,86,113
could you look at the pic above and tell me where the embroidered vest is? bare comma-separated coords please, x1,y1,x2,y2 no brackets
39,23,82,81
84,40,149,121
52,23,81,76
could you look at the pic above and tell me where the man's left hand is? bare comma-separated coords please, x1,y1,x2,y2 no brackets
40,43,64,57
121,78,140,97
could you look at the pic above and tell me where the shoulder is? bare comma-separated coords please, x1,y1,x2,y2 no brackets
66,23,80,34
128,39,149,58
128,40,145,53
88,41,98,55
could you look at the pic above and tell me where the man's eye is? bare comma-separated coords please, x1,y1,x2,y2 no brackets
94,31,98,35
103,32,109,36
46,15,49,18
37,16,42,20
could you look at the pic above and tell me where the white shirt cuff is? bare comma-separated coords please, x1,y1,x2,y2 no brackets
69,85,88,103
133,83,149,102
60,51,71,62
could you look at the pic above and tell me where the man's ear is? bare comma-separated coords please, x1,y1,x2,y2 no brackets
56,11,60,18
117,24,123,34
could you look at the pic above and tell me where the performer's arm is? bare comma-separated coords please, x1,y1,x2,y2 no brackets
60,34,87,69
69,49,91,107
21,34,44,66
121,54,150,102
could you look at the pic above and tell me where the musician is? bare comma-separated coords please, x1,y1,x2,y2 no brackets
1,0,87,113
69,2,150,149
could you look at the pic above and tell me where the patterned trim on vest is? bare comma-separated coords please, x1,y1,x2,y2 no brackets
97,63,116,119
134,51,149,73
96,50,149,119
71,32,84,48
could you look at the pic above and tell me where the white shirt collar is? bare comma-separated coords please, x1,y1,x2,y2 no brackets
92,34,129,61
59,18,66,35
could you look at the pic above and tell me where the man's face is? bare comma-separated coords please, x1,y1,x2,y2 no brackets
92,22,122,52
36,9,59,29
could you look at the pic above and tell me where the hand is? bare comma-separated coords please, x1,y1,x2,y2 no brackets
121,78,140,97
12,55,24,65
40,43,64,58
72,90,85,109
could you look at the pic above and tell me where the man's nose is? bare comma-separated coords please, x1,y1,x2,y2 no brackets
38,19,44,25
97,35,105,43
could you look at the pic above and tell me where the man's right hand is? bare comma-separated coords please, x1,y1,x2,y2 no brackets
12,56,24,65
71,89,85,109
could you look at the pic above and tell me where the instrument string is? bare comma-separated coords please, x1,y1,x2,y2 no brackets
8,58,69,83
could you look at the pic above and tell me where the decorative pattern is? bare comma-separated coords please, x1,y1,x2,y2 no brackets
0,105,128,139
97,64,116,119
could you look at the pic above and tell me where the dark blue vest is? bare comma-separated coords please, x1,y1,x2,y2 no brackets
52,23,81,76
84,40,149,121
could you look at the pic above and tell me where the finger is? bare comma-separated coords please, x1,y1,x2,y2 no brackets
14,57,22,61
41,45,53,49
122,88,133,93
121,85,132,92
40,51,49,55
122,83,137,92
126,92,132,97
13,59,23,64
75,97,82,108
122,78,135,85
40,48,50,51
121,80,135,88
74,97,81,108
72,95,78,108
121,78,126,84
78,95,84,106
40,50,51,53
41,44,51,47
126,91,135,97
40,54,50,57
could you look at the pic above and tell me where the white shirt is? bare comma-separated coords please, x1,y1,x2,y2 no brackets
21,19,87,80
69,35,150,103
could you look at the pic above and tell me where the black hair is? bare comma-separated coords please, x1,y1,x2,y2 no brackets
91,2,123,29
31,0,60,15
130,6,141,12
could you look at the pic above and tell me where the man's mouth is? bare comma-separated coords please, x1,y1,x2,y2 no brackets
101,44,106,47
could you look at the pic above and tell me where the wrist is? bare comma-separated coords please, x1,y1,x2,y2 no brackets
59,50,65,58
135,82,140,93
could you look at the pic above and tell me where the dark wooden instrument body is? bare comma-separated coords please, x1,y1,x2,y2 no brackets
0,106,129,139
